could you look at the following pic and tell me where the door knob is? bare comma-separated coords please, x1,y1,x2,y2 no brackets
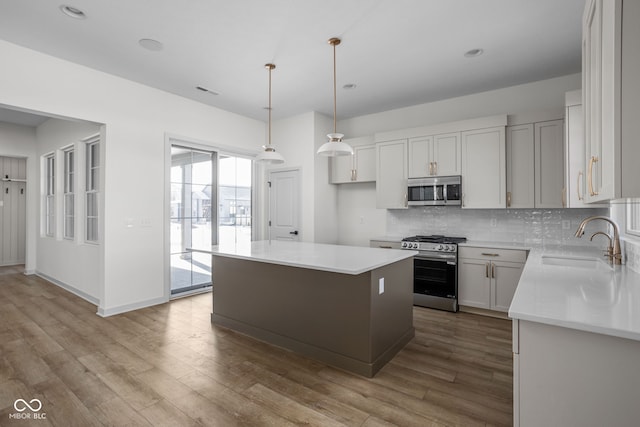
289,230,299,235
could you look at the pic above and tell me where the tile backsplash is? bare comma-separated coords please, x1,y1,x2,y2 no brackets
387,207,610,249
623,239,640,273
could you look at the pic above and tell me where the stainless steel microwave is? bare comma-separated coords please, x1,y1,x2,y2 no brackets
407,175,462,206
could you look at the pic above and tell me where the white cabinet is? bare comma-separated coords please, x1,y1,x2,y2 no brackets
458,247,526,313
506,124,535,208
330,136,376,184
376,139,408,209
461,127,506,208
582,0,640,202
506,119,564,209
408,132,461,178
513,320,640,426
534,120,564,208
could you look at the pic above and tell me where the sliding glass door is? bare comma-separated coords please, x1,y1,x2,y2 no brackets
170,146,215,295
169,145,253,296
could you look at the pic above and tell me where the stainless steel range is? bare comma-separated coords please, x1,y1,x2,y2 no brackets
401,235,467,312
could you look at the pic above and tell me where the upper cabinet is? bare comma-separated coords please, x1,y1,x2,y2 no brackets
506,111,565,209
376,139,408,209
408,132,461,178
330,136,376,184
461,126,506,209
582,0,640,202
506,124,535,208
534,120,565,208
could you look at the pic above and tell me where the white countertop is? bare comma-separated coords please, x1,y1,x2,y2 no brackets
509,246,640,341
190,240,417,275
459,241,532,251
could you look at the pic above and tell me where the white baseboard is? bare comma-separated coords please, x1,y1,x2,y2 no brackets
35,271,100,306
97,296,168,317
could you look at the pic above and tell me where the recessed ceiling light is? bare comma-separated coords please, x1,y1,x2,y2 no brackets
464,48,484,58
59,5,86,19
138,38,164,52
196,86,220,96
343,83,357,90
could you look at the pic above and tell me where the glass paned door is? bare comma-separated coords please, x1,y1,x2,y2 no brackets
170,146,215,295
218,155,252,245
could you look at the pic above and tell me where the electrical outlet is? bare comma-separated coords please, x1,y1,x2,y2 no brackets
562,220,571,230
490,218,497,227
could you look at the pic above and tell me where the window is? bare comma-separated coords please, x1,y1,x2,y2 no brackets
63,148,75,239
86,138,99,243
44,153,55,237
627,202,640,237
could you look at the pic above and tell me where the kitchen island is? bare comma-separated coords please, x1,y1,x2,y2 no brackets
191,240,417,377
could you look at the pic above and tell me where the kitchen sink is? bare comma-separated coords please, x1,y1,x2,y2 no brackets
541,255,613,271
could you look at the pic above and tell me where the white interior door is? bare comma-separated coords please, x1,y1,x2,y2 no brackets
268,169,300,241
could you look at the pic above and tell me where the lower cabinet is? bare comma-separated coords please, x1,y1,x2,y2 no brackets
458,246,526,312
513,319,640,426
369,240,401,249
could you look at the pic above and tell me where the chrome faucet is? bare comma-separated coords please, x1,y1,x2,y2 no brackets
575,216,622,265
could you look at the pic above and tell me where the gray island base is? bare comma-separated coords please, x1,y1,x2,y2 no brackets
202,241,416,377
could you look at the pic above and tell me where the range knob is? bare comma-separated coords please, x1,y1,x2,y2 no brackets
401,242,408,248
412,243,419,249
437,244,444,250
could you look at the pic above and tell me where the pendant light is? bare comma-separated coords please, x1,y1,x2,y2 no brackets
317,38,353,157
256,63,285,164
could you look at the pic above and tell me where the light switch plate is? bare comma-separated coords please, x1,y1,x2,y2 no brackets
378,277,384,294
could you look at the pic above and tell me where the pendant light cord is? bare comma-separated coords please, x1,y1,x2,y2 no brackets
268,65,272,147
332,41,337,134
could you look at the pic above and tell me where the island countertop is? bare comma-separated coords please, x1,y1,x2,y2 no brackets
190,240,417,275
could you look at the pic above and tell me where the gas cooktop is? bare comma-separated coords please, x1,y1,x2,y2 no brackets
402,235,467,244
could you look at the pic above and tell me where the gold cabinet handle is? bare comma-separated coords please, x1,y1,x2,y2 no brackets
485,262,489,278
507,191,512,208
588,156,599,196
434,161,438,176
351,169,357,181
404,193,408,208
428,162,433,175
577,171,584,201
491,263,495,279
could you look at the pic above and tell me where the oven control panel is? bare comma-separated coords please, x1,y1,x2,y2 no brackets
401,241,457,252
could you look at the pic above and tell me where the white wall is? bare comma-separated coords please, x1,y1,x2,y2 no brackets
270,111,338,243
0,122,36,271
35,118,102,302
335,74,583,246
0,40,265,315
339,74,582,137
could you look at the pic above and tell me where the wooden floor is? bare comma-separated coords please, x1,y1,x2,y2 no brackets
0,266,513,426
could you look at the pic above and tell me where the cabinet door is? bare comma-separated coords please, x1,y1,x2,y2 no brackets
506,124,535,208
432,132,461,176
535,120,565,208
461,127,506,208
408,136,432,178
330,153,353,183
354,145,376,182
490,261,524,312
583,0,621,203
458,258,491,309
565,103,589,207
376,139,408,209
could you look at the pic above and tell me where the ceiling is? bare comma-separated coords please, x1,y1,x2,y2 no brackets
0,0,586,125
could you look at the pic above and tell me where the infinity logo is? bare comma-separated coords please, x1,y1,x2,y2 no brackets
13,399,43,412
